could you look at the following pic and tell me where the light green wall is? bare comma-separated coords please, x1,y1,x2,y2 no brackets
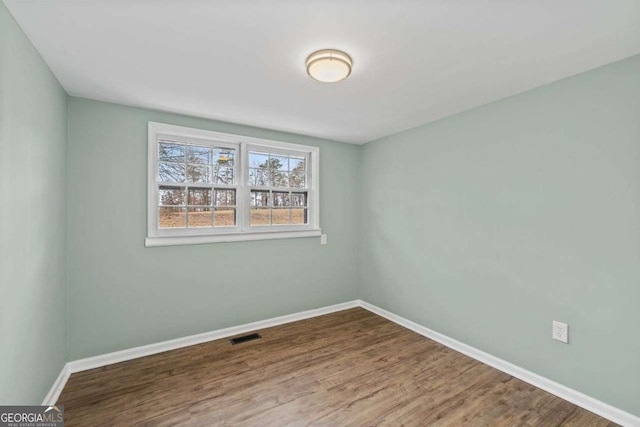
66,97,360,360
360,55,640,416
0,2,67,404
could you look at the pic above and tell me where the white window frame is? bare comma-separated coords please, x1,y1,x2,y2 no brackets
146,122,320,247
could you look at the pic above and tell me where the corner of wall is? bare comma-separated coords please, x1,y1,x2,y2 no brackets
63,93,71,364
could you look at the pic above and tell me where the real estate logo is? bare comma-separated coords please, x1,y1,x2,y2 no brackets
0,406,63,427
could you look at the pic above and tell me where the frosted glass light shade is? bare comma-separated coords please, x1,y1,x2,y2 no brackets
306,49,352,83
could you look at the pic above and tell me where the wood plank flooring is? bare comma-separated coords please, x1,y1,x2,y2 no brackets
58,308,616,426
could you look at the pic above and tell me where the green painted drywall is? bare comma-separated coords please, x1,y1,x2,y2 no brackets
360,55,640,416
66,97,360,360
0,2,67,404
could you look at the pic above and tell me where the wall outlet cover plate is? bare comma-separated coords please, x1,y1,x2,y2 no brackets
552,320,569,343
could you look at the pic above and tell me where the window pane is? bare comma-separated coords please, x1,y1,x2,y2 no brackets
290,156,305,172
292,208,308,225
249,168,269,186
214,148,235,166
291,192,307,207
272,208,290,225
159,143,185,162
187,145,211,164
188,188,212,206
250,208,270,225
272,192,290,207
270,155,288,171
215,189,236,206
155,132,315,234
188,207,213,227
249,152,269,168
159,162,185,182
250,190,271,207
290,169,305,188
214,208,236,227
271,171,289,188
187,164,211,183
159,186,185,205
214,167,234,185
159,207,186,228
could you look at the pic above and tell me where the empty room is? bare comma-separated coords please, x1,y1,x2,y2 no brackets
1,0,639,425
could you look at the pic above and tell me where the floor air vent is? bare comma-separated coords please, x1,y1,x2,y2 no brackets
230,333,262,345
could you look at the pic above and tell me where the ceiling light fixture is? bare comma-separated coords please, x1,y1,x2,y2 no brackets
306,49,352,83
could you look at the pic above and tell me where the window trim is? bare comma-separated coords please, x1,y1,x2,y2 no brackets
146,122,320,247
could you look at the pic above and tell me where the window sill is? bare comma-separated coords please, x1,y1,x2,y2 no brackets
145,229,322,247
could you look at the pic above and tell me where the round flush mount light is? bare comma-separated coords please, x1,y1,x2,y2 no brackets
306,49,352,83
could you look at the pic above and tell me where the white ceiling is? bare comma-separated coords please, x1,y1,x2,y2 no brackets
5,0,640,144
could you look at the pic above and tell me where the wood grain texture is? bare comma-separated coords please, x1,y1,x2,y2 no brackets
58,308,617,426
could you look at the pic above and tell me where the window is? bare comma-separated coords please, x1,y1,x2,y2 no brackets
146,122,320,246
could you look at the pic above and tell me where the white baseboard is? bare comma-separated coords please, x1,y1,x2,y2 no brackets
43,300,359,404
357,300,640,427
42,298,639,426
42,364,71,406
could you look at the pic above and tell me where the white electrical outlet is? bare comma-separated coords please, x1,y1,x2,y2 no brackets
552,321,569,343
320,234,327,245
